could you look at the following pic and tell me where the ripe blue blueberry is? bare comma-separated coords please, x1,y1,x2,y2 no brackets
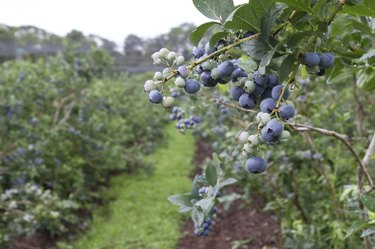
216,61,235,78
200,71,217,87
231,68,248,82
239,93,256,109
193,47,204,59
253,71,269,87
184,79,201,94
303,52,320,67
178,66,189,78
148,90,163,104
246,157,267,174
260,98,276,113
278,104,295,120
271,84,290,101
318,53,335,68
230,87,245,101
267,75,279,87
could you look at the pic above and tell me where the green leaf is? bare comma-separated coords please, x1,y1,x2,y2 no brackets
224,0,275,32
362,75,375,91
191,208,205,226
276,0,311,12
205,162,218,186
343,0,375,17
190,21,221,46
345,222,369,239
259,44,279,73
278,54,295,82
218,177,238,188
209,31,228,49
361,228,375,237
241,37,272,61
168,193,193,208
195,197,216,216
193,0,235,22
362,195,375,211
260,4,284,42
312,0,327,19
357,49,375,62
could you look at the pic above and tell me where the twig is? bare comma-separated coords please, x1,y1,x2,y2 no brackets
287,122,374,191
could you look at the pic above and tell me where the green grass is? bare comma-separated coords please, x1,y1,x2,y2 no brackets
73,126,195,249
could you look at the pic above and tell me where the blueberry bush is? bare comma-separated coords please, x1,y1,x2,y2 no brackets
0,47,165,247
144,0,375,247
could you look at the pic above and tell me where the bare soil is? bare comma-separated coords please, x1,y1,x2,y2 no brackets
177,141,282,249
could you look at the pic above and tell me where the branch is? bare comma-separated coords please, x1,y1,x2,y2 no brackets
287,122,374,191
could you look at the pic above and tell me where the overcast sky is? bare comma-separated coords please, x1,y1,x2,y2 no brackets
0,0,247,45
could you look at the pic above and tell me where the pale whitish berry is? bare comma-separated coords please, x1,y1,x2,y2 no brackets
260,113,271,124
176,56,185,66
162,96,175,108
175,77,186,88
281,130,291,140
159,48,170,58
163,68,172,77
167,51,177,62
202,61,213,71
144,80,156,92
247,134,259,146
238,131,249,143
154,58,162,65
243,143,252,154
151,52,161,61
211,68,219,79
256,112,263,122
154,72,163,81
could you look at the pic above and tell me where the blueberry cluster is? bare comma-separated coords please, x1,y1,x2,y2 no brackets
169,107,202,132
194,218,213,237
303,52,335,76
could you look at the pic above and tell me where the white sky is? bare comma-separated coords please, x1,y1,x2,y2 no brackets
0,0,247,46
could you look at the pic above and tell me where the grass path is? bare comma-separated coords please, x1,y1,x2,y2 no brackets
73,126,194,249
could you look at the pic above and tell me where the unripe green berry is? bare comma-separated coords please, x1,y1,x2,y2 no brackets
176,56,185,66
159,48,170,58
243,143,252,154
281,130,291,140
167,51,177,63
244,80,256,92
202,61,212,71
211,68,219,79
247,135,259,146
154,71,163,81
174,76,186,88
162,96,175,108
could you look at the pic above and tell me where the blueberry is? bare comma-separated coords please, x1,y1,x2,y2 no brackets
303,52,320,67
253,72,268,87
261,87,273,99
252,84,265,96
318,53,334,68
230,86,245,101
177,66,189,78
246,157,267,174
194,228,202,236
231,68,248,82
262,118,283,143
239,93,256,109
271,84,290,101
278,104,295,120
260,98,276,113
203,230,210,236
267,75,279,87
148,90,163,104
200,71,217,87
193,47,205,59
184,79,201,94
216,61,235,78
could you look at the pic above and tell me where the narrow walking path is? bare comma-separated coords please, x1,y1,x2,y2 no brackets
74,126,195,249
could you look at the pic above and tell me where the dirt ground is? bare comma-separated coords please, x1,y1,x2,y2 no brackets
177,141,282,249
